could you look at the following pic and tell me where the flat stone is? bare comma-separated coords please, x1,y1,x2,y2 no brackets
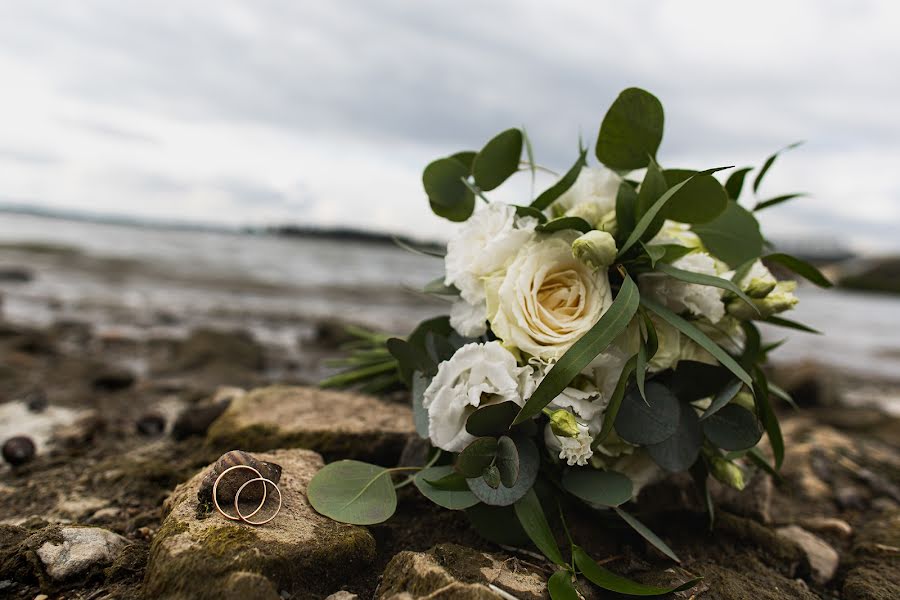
145,448,376,600
376,544,547,600
35,526,129,581
798,517,853,539
206,386,414,462
776,525,839,585
711,471,773,523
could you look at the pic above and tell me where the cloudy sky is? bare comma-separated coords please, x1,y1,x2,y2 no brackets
0,1,898,251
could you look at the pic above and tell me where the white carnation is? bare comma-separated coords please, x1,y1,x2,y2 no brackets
422,341,531,452
640,252,726,324
544,419,594,466
554,166,621,220
649,220,702,248
529,358,606,422
444,202,536,310
487,233,612,361
449,299,487,337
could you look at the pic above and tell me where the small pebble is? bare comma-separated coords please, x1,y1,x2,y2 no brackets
136,413,166,436
24,389,48,413
2,436,36,466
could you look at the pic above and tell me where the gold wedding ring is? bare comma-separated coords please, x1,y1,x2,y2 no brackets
235,477,283,525
212,463,283,525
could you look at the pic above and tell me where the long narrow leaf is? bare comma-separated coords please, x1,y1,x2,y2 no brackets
513,489,566,566
752,367,784,469
613,507,681,563
391,236,446,258
514,276,640,424
754,193,805,211
701,378,743,420
654,262,759,315
765,315,822,335
531,147,588,210
596,355,637,444
764,253,833,287
641,297,752,387
753,142,803,194
573,547,700,596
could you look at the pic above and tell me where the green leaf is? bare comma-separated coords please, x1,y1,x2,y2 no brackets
613,507,681,563
752,367,784,469
642,242,666,268
387,338,435,385
423,277,459,296
536,216,593,234
700,378,743,420
514,204,548,223
690,460,715,530
692,201,764,267
754,193,806,212
514,489,566,566
561,469,633,507
597,355,637,443
468,436,539,506
547,570,580,600
307,460,397,525
654,262,759,315
635,157,668,222
531,147,588,210
641,297,753,387
614,382,680,445
614,181,638,241
456,437,499,478
702,404,762,451
392,236,446,258
635,335,648,402
496,436,520,488
646,403,702,472
482,465,501,489
466,504,530,546
765,253,833,287
466,401,520,437
415,466,479,510
753,141,803,194
574,547,700,594
450,151,477,172
514,275,640,424
522,126,536,188
411,371,430,438
423,157,475,222
661,169,729,224
423,469,469,491
765,315,822,335
670,361,733,402
724,167,753,200
473,128,523,191
596,88,664,170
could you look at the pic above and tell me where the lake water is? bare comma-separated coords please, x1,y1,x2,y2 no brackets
1,212,898,384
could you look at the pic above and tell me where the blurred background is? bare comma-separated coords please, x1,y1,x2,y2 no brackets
1,1,898,422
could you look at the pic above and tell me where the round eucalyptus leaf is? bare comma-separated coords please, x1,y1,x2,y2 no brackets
660,171,728,224
456,437,499,478
596,88,664,171
561,469,633,507
482,465,502,489
465,504,530,546
466,401,519,437
614,382,680,445
468,435,539,506
307,460,397,525
646,402,703,472
692,201,764,267
414,466,479,510
670,361,732,402
702,404,763,451
496,435,520,488
472,128,523,191
423,157,475,222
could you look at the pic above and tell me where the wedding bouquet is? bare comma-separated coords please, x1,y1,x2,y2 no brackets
310,88,830,597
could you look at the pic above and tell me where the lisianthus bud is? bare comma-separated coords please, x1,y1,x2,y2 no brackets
727,281,799,320
732,391,756,413
564,201,604,226
745,277,776,299
710,456,747,490
572,230,617,270
548,409,580,438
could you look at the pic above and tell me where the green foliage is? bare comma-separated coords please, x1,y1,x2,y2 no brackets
496,435,520,487
514,489,567,566
574,546,700,594
614,382,680,445
647,403,702,472
765,315,822,334
670,361,733,402
754,192,805,211
415,466,479,510
702,404,762,451
661,168,729,224
613,507,682,563
614,181,638,241
473,128,523,191
724,166,753,200
548,570,580,600
532,147,588,210
765,253,833,287
597,354,637,443
466,504,530,546
456,437,499,478
753,141,803,194
596,88,664,170
422,157,475,221
654,261,759,315
561,469,633,507
700,378,743,420
411,371,430,438
307,460,397,525
466,401,519,437
692,200,764,267
536,216,593,234
468,435,539,506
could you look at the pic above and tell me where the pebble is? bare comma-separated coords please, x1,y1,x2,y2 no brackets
35,526,129,580
799,517,853,539
136,413,166,436
172,397,233,440
24,389,48,413
776,525,840,585
2,436,36,466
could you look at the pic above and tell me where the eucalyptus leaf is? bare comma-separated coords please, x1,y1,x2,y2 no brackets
415,466,479,510
596,88,664,170
547,570,580,600
514,489,566,566
482,465,502,489
753,141,803,194
764,253,833,287
496,435,520,488
387,337,435,384
614,382,680,445
514,276,640,424
647,402,703,472
635,157,668,222
466,504,530,546
615,181,638,241
450,151,477,172
307,460,397,525
574,547,700,594
536,216,593,234
724,166,753,200
660,169,728,224
531,147,588,210
473,128,523,191
468,435,539,506
641,297,753,387
561,469,633,507
700,378,743,420
702,404,762,451
456,437,499,478
613,507,681,563
466,401,519,437
692,201,764,267
422,157,475,222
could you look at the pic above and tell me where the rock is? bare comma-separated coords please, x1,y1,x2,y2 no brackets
171,388,239,440
161,328,265,382
24,389,48,413
136,412,167,436
206,386,414,462
325,592,359,600
34,526,130,581
376,544,547,600
92,366,136,391
145,448,376,600
2,436,36,466
798,517,853,540
842,509,900,600
776,525,839,584
711,471,773,523
53,413,106,449
0,267,33,283
768,361,841,407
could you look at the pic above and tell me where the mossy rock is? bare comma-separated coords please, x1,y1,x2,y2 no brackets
206,386,414,463
144,448,376,600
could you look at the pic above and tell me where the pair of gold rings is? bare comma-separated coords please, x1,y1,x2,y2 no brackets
212,464,283,525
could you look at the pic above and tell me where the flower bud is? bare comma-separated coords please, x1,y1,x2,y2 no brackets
710,456,747,491
732,391,756,413
564,201,604,226
744,277,776,299
727,281,799,320
572,230,617,270
548,409,580,438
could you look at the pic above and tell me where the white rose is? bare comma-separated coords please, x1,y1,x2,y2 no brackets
640,252,726,324
444,202,536,309
487,234,612,361
544,420,594,466
554,166,621,219
422,341,532,452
